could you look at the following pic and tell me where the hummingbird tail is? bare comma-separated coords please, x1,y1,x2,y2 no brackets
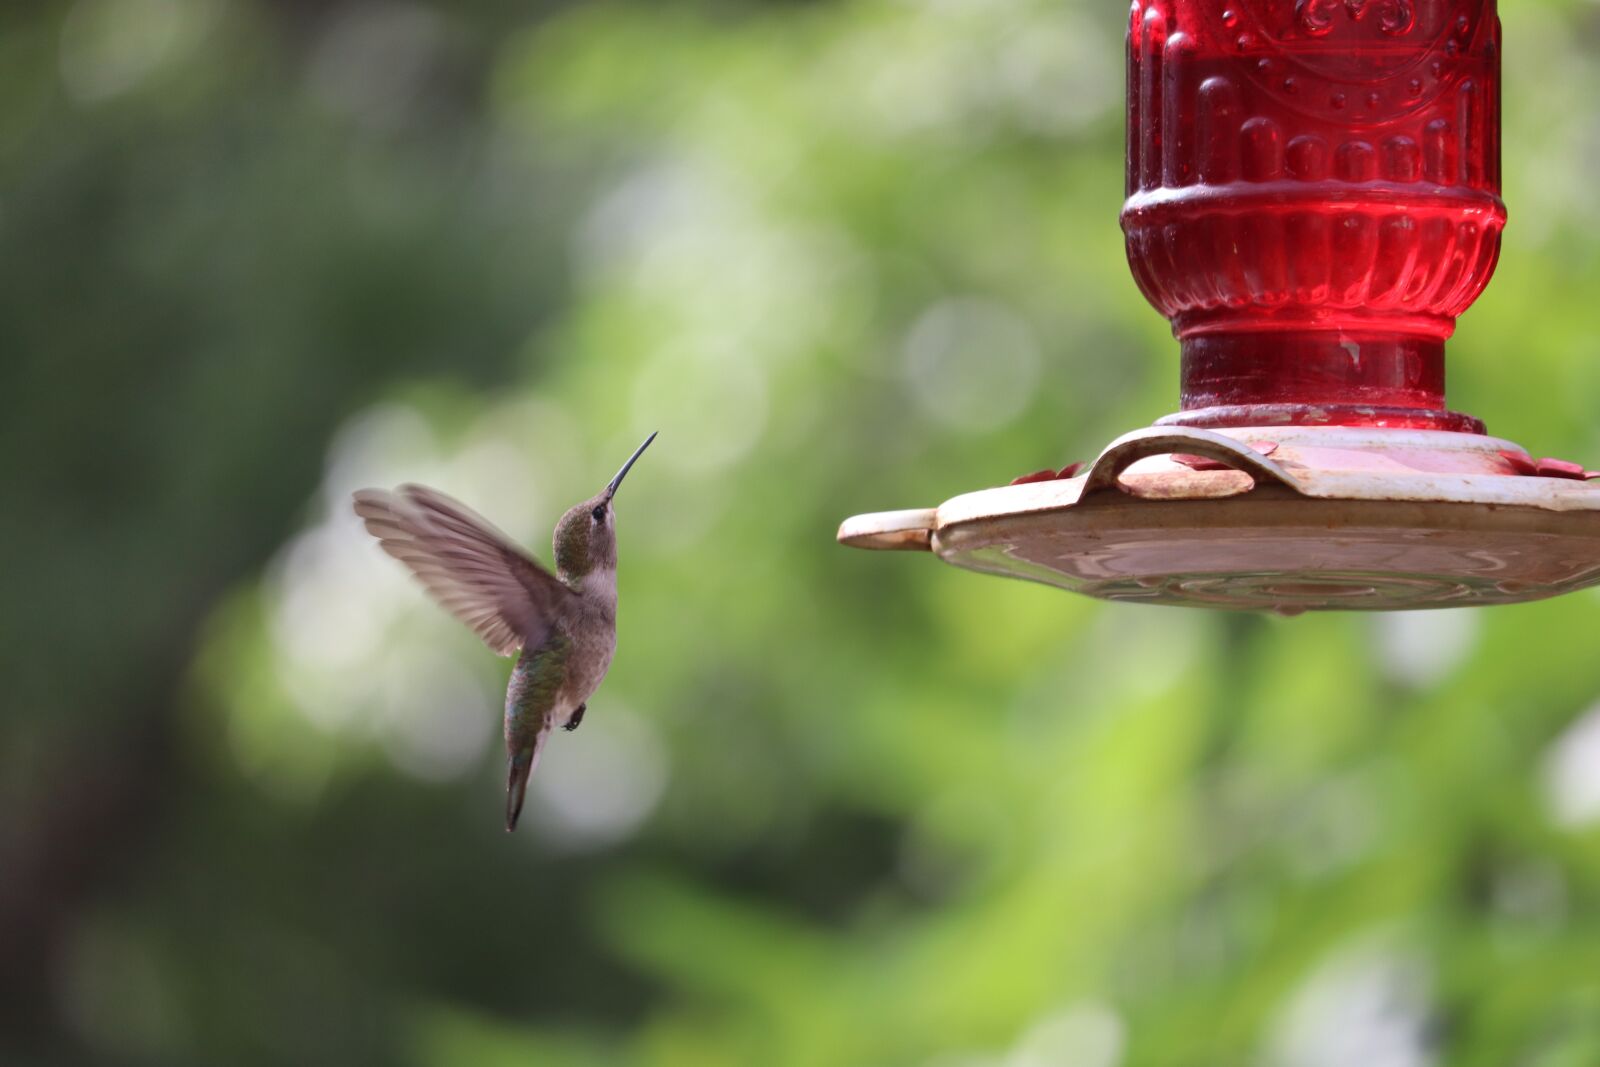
505,748,535,832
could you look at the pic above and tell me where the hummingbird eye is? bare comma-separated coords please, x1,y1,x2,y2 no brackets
591,505,607,524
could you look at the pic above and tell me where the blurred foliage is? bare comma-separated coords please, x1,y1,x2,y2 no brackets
7,0,1600,1065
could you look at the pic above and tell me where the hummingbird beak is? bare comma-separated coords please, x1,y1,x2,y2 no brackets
604,431,657,501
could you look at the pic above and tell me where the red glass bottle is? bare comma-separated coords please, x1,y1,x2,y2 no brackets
1122,0,1503,431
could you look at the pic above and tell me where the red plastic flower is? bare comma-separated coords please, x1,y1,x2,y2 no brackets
1009,461,1084,487
1496,449,1600,480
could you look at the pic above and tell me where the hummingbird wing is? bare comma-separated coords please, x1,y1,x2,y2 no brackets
352,484,578,656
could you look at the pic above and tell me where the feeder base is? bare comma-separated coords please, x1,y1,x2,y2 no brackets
838,426,1600,613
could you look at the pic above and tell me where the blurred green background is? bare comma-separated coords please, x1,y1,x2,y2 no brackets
8,0,1600,1064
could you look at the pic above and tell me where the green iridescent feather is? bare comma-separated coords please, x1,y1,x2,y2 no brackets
505,630,573,754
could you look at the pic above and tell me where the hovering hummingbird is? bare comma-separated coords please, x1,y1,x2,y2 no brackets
352,432,657,831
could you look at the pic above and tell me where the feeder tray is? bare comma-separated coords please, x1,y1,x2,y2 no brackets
838,0,1600,612
839,425,1600,613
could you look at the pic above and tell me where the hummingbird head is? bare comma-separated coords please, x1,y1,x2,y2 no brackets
553,432,657,579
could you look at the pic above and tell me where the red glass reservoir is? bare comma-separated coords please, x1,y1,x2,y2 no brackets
1122,0,1503,431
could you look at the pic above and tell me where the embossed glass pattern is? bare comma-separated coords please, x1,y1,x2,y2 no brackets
1122,0,1504,430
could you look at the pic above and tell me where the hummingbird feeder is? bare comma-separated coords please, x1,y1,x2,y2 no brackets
839,0,1600,613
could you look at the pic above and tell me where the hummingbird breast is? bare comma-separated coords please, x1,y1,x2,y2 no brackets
555,610,617,719
554,568,619,718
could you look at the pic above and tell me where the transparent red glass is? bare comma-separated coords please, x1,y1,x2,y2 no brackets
1122,0,1503,430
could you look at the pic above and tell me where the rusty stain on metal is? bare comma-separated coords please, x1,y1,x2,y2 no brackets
836,508,936,552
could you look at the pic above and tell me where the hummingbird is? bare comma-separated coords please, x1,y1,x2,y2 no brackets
352,432,657,831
